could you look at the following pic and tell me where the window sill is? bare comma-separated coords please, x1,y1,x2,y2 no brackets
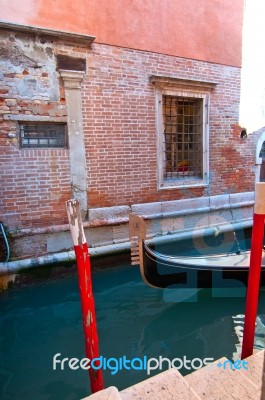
159,178,208,190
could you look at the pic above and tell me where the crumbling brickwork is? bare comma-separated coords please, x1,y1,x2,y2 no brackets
0,30,72,230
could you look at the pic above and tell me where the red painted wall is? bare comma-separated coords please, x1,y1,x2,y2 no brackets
0,0,243,67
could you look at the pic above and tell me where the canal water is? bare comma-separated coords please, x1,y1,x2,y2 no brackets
0,231,265,399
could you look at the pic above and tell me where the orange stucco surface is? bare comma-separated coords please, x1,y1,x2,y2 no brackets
0,0,243,66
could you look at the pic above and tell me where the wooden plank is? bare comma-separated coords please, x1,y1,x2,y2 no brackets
129,214,146,240
131,258,139,263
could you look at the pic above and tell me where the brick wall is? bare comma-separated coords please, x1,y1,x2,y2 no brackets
82,44,256,208
0,30,72,230
0,29,258,236
1,145,71,229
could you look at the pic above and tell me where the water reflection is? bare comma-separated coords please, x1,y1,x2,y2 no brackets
0,264,264,399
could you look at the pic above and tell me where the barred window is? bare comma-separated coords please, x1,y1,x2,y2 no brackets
20,123,67,148
151,76,213,189
163,95,203,180
155,90,209,189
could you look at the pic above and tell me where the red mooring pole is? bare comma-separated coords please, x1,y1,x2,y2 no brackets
241,183,265,360
66,199,104,393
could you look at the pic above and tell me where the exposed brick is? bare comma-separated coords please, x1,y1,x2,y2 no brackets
0,29,259,260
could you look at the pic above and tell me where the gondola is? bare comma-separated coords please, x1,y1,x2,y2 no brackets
129,213,265,290
140,240,265,289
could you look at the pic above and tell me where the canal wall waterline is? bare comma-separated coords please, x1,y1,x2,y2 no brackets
0,191,255,276
0,218,254,277
0,242,131,276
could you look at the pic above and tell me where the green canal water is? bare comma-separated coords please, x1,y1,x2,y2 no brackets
1,234,265,399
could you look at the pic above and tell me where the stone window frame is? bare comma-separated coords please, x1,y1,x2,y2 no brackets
19,121,68,149
4,114,68,148
150,75,216,190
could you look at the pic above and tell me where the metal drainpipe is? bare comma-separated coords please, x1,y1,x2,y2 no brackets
0,223,10,263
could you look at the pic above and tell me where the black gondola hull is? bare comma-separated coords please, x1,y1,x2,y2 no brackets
141,241,265,290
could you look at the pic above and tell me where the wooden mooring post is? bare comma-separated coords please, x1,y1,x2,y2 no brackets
241,183,265,359
129,213,146,266
66,199,104,393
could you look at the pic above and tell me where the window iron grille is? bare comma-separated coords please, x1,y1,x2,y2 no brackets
20,123,67,148
162,95,203,180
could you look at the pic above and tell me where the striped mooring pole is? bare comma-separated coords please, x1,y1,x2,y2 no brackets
66,199,104,393
241,182,265,360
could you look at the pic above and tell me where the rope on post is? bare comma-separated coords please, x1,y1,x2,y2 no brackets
241,183,265,360
66,199,104,393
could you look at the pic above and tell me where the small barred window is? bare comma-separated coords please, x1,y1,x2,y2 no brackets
20,123,67,148
163,95,203,181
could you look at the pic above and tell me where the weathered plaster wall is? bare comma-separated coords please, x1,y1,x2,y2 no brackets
0,0,244,67
0,30,72,230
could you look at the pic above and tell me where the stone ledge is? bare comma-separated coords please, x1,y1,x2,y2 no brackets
7,191,255,238
0,20,95,45
150,75,217,91
87,192,254,223
3,114,67,122
229,191,254,204
89,206,131,222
